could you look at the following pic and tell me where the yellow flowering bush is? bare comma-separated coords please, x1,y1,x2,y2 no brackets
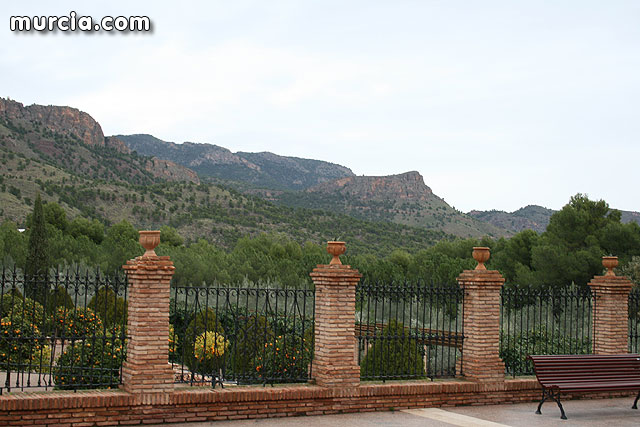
169,324,178,361
191,331,228,374
184,308,224,372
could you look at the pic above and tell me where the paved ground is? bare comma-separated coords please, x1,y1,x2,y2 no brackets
147,397,640,426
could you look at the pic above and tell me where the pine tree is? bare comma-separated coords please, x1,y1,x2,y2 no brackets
25,193,49,302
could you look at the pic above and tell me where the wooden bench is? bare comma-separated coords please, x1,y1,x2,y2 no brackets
528,354,640,419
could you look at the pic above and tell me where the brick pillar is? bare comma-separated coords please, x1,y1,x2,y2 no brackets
121,230,175,398
310,241,361,387
457,247,505,382
588,256,633,354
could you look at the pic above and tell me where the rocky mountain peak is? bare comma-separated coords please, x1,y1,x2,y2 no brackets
0,98,104,147
310,171,435,201
0,98,199,184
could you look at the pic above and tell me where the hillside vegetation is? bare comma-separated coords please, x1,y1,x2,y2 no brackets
0,99,449,256
2,193,640,290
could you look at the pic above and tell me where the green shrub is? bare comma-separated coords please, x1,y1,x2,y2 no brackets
45,285,74,313
0,315,46,368
29,343,53,373
359,320,425,380
88,286,127,329
0,294,46,328
254,327,313,382
53,335,125,389
500,325,591,374
0,287,22,305
169,300,189,362
227,314,274,377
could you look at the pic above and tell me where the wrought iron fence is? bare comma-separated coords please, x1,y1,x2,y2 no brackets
500,284,593,377
630,286,640,353
356,280,464,381
171,284,314,386
0,266,128,394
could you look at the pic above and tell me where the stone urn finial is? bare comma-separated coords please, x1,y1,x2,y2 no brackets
139,230,161,257
327,241,346,265
602,256,618,276
472,247,490,270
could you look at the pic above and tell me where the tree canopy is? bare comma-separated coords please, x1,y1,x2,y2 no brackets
1,194,639,288
25,193,49,277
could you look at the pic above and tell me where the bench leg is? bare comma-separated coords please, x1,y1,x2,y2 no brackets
633,391,640,410
540,389,567,420
536,390,547,414
554,393,567,420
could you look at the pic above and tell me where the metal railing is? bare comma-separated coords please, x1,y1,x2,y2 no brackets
630,286,640,353
0,266,128,393
356,280,464,381
171,284,314,386
500,284,593,377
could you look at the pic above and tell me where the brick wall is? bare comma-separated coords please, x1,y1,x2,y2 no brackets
0,379,536,425
1,379,636,426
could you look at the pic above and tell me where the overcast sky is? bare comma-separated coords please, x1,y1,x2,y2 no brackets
2,1,639,213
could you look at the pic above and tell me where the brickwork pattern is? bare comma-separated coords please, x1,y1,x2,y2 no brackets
310,264,362,387
1,379,636,426
457,269,506,382
588,275,634,354
121,255,175,398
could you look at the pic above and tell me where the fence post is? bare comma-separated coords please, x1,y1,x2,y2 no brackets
588,256,633,354
457,247,506,382
310,241,361,387
121,230,175,399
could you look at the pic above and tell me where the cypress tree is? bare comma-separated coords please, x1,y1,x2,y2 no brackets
25,193,49,301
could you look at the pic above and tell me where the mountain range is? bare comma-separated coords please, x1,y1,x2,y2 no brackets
272,171,507,238
1,97,638,248
0,98,445,254
468,205,640,234
115,134,509,238
115,134,354,191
